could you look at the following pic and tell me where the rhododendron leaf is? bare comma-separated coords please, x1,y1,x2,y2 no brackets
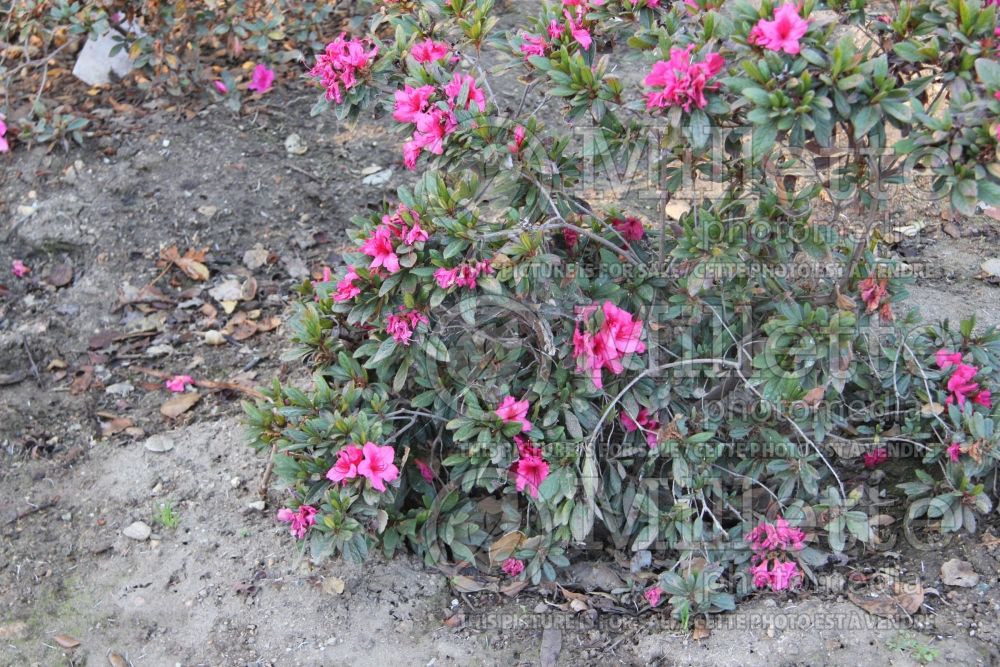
365,338,397,368
422,335,449,362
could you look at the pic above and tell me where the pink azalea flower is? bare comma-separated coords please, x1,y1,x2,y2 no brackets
403,138,425,169
386,308,429,345
643,46,725,112
334,266,362,302
393,84,436,123
502,558,525,577
769,559,801,590
935,349,964,369
750,3,810,55
973,390,992,408
247,63,275,94
434,260,492,290
276,505,317,539
357,442,400,492
644,586,662,607
509,125,526,154
411,39,450,63
413,107,458,154
327,445,364,483
11,259,29,277
945,363,981,407
309,34,378,103
514,435,543,459
402,222,429,245
512,454,549,498
947,442,962,463
520,34,547,59
863,447,889,468
747,517,806,553
360,225,401,273
415,458,435,482
0,115,8,153
443,73,487,113
496,395,533,433
563,228,580,248
858,275,890,318
611,216,645,241
548,19,564,40
164,374,195,393
602,301,646,356
620,407,660,447
213,80,229,94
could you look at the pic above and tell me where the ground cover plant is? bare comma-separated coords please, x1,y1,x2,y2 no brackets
12,0,997,623
236,0,1000,619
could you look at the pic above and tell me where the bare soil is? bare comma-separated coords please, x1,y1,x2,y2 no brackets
2,85,1000,667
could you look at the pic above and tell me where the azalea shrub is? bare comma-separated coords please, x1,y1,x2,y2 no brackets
246,0,1000,616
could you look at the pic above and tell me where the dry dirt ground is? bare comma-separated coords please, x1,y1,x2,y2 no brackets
2,86,1000,667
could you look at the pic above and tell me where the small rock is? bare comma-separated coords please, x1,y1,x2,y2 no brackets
361,168,393,186
981,258,1000,279
203,331,226,346
143,434,175,453
248,500,266,511
285,133,308,155
105,382,135,397
230,477,241,488
208,279,243,303
197,205,218,219
282,255,310,280
145,344,175,357
123,521,152,541
61,512,72,522
942,558,980,588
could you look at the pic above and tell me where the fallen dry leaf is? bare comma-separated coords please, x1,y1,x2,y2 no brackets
450,575,496,593
801,385,826,407
99,415,135,437
160,246,210,281
692,618,711,641
160,392,201,419
107,652,128,667
489,531,526,565
322,576,346,595
53,634,81,649
848,579,923,618
443,612,465,629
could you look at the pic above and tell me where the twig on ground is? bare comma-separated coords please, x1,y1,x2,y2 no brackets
134,366,267,400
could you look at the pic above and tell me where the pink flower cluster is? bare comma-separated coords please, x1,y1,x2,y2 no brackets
621,407,660,448
947,441,963,463
386,307,429,345
334,266,362,301
643,45,724,112
496,396,533,433
359,204,429,274
309,34,379,103
510,435,550,498
411,39,450,64
0,114,9,153
277,504,317,539
165,374,195,392
644,586,663,607
746,517,805,591
572,301,647,389
863,447,889,468
11,259,29,277
327,442,400,492
247,63,275,94
749,3,810,55
434,259,493,290
394,73,486,169
935,349,992,408
502,557,525,577
518,0,600,60
611,216,645,241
